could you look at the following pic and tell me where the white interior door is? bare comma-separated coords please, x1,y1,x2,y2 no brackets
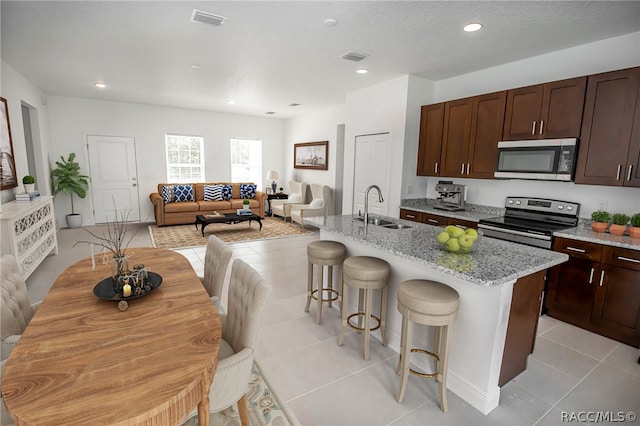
353,133,390,216
87,135,140,223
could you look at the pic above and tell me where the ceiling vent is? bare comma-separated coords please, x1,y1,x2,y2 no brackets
341,51,368,62
191,9,226,26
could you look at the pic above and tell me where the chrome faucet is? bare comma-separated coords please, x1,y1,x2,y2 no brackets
364,184,384,234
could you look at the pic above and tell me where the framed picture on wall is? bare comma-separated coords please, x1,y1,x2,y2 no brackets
0,97,18,191
294,141,328,170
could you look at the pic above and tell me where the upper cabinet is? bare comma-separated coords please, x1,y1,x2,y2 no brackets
440,91,507,179
575,67,640,187
417,103,445,176
502,77,587,141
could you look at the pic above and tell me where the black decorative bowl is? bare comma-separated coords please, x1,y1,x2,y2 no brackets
93,272,163,301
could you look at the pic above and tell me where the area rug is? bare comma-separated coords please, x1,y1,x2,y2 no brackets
149,217,314,249
182,361,298,426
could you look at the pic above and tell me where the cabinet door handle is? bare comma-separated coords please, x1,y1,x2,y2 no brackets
434,162,438,174
628,165,633,181
406,214,416,219
427,218,439,223
466,163,470,175
461,163,465,175
599,270,605,287
616,164,621,180
617,256,640,264
539,120,544,135
531,121,536,135
566,246,586,253
588,267,594,284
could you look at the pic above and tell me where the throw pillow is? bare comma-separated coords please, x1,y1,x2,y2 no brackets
204,185,224,201
309,199,324,208
287,193,302,203
222,184,233,200
162,185,175,204
174,184,194,202
240,183,257,199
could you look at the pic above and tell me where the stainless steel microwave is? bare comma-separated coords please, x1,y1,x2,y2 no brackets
494,138,578,181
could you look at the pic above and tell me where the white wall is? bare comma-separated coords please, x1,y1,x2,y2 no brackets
0,60,52,205
47,96,285,226
421,32,640,218
283,104,345,203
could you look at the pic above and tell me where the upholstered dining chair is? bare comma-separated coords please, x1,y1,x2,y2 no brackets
1,255,40,360
198,235,233,312
290,184,332,228
205,259,272,425
270,180,308,222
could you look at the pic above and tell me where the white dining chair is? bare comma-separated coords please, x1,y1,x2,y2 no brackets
1,255,40,360
198,235,233,312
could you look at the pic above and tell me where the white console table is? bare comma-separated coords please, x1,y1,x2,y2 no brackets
0,196,58,279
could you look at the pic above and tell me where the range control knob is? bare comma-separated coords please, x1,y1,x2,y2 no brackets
508,200,514,204
558,205,564,210
567,206,573,211
516,201,521,205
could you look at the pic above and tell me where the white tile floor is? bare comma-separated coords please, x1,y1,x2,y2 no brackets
26,224,640,426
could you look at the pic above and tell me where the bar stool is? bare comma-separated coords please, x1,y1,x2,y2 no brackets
338,256,390,361
395,279,459,412
306,240,347,324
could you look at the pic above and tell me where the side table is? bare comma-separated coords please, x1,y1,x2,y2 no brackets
266,193,288,216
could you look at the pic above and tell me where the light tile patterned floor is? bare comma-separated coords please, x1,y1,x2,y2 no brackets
26,224,640,425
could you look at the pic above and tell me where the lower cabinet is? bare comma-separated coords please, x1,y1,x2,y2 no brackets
399,208,478,229
546,237,640,347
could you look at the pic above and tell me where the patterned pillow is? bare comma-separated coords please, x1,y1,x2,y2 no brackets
204,185,223,201
240,183,257,199
222,185,233,200
162,185,175,204
174,185,194,202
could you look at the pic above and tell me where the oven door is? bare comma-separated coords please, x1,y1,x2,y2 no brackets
494,139,577,181
477,223,552,249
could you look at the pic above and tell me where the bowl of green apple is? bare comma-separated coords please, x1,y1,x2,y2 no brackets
436,225,481,253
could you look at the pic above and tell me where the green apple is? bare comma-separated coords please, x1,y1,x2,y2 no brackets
458,235,475,249
464,228,479,240
449,227,464,238
437,231,451,244
444,225,458,235
445,238,460,252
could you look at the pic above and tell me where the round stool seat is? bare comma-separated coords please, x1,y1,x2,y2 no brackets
343,256,390,288
307,240,347,262
398,280,459,317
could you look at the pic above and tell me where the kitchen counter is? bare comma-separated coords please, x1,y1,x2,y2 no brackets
308,214,568,287
555,225,640,251
304,213,569,415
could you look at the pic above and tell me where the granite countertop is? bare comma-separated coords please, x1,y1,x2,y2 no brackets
400,198,503,222
554,225,640,251
305,214,568,288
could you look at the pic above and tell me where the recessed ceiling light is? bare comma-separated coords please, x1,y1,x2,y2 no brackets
191,64,201,69
191,9,226,26
356,69,368,74
265,111,276,115
463,23,482,32
95,83,106,88
226,100,235,105
289,103,301,107
324,18,337,27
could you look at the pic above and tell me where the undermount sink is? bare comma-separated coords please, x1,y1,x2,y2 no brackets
382,223,413,230
353,216,394,226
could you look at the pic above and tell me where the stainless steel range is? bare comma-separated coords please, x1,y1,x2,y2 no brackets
478,197,580,249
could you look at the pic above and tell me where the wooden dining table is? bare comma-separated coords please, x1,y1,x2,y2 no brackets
1,247,221,426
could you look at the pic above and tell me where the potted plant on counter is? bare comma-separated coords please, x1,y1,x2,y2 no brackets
22,175,35,193
590,210,611,233
51,153,90,229
629,213,640,239
609,213,629,236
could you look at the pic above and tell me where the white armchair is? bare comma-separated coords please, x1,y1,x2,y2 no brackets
204,259,271,424
270,180,308,222
1,255,40,361
290,184,332,228
198,235,233,313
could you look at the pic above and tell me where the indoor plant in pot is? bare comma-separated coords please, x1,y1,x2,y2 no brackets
629,213,640,239
609,213,629,236
51,153,90,229
590,210,611,233
22,175,35,193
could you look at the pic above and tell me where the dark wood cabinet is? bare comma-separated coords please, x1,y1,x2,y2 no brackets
399,209,477,230
417,104,445,176
546,237,640,347
502,77,586,141
440,92,506,179
399,209,422,222
421,212,448,226
575,67,640,187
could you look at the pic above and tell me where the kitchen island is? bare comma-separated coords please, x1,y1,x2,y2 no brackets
304,214,568,414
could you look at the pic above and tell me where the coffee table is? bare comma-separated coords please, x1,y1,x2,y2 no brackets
195,213,263,236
